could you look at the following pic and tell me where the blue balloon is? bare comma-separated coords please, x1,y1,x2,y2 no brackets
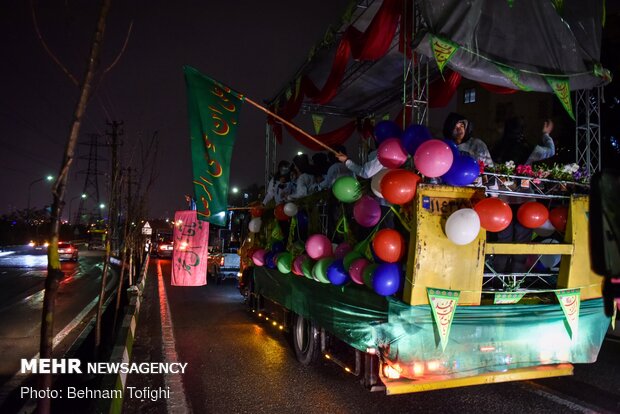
374,121,402,144
402,124,432,155
441,154,480,186
327,259,350,286
264,251,277,269
372,263,402,296
271,241,285,253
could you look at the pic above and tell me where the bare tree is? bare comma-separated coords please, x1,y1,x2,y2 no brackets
29,1,131,412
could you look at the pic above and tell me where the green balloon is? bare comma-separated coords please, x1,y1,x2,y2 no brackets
312,257,334,284
302,257,316,280
362,264,379,288
276,252,293,274
343,251,363,270
332,176,362,203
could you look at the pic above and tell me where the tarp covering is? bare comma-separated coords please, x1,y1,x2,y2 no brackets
414,0,607,92
254,267,609,380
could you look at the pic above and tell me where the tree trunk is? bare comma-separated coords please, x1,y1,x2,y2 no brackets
37,1,112,413
113,242,128,331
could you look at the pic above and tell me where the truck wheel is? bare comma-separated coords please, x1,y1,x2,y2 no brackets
292,314,320,365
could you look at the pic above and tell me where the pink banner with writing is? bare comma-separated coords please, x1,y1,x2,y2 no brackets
172,210,209,286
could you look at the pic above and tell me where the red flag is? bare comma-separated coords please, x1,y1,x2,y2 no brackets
171,210,209,286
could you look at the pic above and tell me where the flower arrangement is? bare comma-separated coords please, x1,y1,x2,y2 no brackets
487,161,589,184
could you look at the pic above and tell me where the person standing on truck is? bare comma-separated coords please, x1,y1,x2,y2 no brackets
185,194,197,210
443,112,494,168
262,160,291,206
491,117,556,275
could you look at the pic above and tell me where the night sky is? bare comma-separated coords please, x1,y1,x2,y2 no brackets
0,0,351,219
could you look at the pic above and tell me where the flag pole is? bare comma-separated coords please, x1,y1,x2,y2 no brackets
244,97,339,155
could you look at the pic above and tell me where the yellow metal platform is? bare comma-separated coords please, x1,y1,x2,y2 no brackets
382,364,574,395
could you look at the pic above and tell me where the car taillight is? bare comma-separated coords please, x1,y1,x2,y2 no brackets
66,248,73,253
220,257,225,266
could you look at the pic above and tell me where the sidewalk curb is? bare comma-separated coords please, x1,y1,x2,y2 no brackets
99,255,150,414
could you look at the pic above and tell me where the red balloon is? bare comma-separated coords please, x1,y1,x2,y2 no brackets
274,204,289,221
372,229,405,263
474,198,513,232
517,201,549,229
380,169,421,205
250,207,263,217
549,206,568,232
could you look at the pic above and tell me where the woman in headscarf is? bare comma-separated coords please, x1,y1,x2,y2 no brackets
287,154,316,200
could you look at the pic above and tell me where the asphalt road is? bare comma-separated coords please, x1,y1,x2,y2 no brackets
124,260,620,414
0,248,117,385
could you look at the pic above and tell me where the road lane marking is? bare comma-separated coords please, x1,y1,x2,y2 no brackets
0,267,118,407
157,261,190,413
522,382,605,414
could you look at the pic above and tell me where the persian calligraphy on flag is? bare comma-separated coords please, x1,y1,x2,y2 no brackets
171,210,209,286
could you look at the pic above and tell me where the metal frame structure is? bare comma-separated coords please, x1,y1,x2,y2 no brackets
574,87,603,176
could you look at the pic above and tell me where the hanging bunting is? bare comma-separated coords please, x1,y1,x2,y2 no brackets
555,288,581,339
545,76,575,120
285,87,293,100
382,113,391,121
430,36,459,75
496,64,531,92
493,291,526,304
594,63,612,82
427,288,460,351
312,114,325,134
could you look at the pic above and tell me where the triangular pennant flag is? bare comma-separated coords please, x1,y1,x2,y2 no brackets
427,288,460,351
555,288,581,339
430,36,459,74
285,87,293,100
295,77,302,98
496,64,531,92
287,217,298,251
382,113,390,121
311,114,325,134
493,291,526,304
545,76,575,120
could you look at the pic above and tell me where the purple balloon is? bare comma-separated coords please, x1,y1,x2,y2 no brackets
353,196,381,227
441,154,480,186
334,243,352,259
377,138,408,169
402,124,432,155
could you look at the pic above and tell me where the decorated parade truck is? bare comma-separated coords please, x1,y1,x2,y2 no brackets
231,0,612,394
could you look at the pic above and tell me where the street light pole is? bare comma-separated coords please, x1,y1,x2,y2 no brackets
68,194,87,225
27,175,54,212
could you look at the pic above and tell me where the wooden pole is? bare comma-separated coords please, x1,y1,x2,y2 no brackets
244,97,339,155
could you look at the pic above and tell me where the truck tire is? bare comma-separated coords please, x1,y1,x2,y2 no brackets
292,313,320,365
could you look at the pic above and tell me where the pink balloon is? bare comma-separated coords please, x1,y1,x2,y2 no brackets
305,234,333,260
349,258,369,285
377,138,408,169
413,139,454,177
292,255,307,276
252,249,267,266
334,243,352,259
353,196,381,227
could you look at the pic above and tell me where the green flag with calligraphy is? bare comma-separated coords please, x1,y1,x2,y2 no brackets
555,288,581,339
430,36,459,75
427,288,460,351
184,66,245,226
545,75,574,120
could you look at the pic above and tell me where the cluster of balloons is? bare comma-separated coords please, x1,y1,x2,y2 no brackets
445,198,569,245
250,233,403,297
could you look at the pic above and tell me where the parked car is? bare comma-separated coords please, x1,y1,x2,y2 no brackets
58,242,78,262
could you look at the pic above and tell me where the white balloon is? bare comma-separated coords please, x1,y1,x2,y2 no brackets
283,202,298,217
370,169,389,198
445,208,481,245
539,238,561,269
534,219,555,237
248,217,262,233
